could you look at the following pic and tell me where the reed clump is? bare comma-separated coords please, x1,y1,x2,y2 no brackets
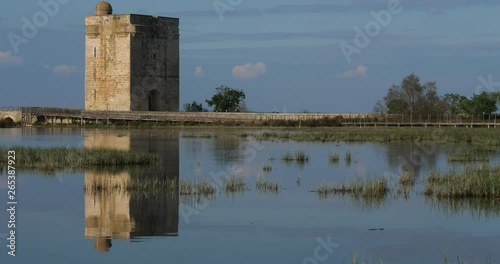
399,170,416,187
256,177,279,193
179,179,216,198
316,177,391,198
0,146,159,171
425,165,500,198
345,151,352,166
281,151,310,168
262,164,273,172
224,176,246,193
329,153,340,165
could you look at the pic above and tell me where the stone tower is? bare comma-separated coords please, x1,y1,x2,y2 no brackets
85,2,179,111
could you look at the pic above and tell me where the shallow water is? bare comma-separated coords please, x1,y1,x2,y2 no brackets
0,127,499,263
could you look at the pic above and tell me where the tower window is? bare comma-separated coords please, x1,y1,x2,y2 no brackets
93,47,97,57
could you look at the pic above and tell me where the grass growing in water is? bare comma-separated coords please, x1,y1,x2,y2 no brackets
345,151,352,166
399,170,416,187
262,164,273,172
224,176,246,193
84,177,177,194
179,179,216,198
424,165,500,198
281,151,310,168
256,177,279,193
316,177,390,198
447,146,493,163
329,153,340,165
0,146,159,171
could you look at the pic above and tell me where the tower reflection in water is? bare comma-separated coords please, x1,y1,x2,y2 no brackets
83,130,179,252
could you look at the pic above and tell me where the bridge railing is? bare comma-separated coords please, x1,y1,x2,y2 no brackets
21,107,83,116
344,113,499,124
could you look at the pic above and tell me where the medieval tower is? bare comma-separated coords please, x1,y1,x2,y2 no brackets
85,2,179,111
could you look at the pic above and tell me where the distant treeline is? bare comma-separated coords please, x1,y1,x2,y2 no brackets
373,73,500,117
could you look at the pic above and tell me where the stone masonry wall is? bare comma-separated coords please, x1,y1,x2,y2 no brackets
85,14,132,111
130,15,179,111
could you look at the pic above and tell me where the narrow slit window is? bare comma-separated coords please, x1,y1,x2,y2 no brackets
93,47,97,57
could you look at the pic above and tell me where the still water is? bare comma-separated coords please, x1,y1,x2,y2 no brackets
0,127,499,263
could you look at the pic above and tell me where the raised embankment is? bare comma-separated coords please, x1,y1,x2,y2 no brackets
1,107,499,128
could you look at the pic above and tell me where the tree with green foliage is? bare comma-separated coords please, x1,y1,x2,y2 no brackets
378,73,447,116
443,93,468,114
206,85,246,112
183,101,208,112
460,92,498,116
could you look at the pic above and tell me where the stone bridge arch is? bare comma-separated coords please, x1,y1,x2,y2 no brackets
0,110,22,124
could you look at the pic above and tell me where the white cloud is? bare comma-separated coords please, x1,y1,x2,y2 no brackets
194,66,204,77
0,51,23,66
336,65,368,79
232,62,267,80
44,64,79,75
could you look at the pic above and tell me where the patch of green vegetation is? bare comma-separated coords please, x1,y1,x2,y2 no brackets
316,177,391,199
248,127,500,145
329,153,340,165
0,146,159,171
256,177,279,193
179,179,216,198
425,165,500,198
224,176,246,193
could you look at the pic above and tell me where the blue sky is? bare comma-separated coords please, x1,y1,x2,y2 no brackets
1,0,499,113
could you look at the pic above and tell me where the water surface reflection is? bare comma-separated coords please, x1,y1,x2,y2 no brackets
83,130,179,252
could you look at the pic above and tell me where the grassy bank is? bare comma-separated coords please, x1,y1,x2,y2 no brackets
245,127,500,145
0,146,159,171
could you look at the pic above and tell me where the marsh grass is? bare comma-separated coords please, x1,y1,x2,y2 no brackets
224,175,246,193
262,164,273,172
425,165,500,199
329,153,340,165
444,252,495,264
399,170,416,187
427,196,500,219
345,151,352,166
316,177,391,199
179,179,216,198
249,127,500,145
447,146,493,163
397,170,416,200
281,151,310,167
256,177,279,193
0,146,159,171
84,177,177,198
